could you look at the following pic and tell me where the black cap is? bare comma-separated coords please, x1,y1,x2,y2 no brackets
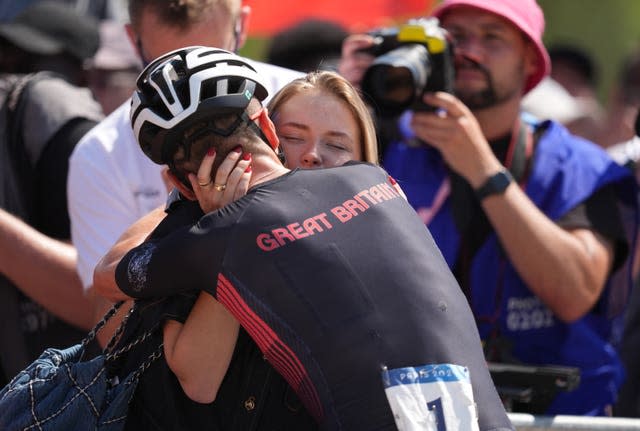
0,1,99,62
266,19,348,72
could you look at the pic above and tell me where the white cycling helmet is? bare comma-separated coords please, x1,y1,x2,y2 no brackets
130,46,269,165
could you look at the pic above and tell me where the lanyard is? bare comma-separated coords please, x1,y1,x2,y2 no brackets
419,117,534,226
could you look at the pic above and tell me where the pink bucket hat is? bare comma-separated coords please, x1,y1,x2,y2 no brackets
432,0,551,93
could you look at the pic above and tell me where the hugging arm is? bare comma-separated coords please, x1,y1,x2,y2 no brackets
98,149,251,300
163,292,240,403
113,204,224,299
94,205,167,302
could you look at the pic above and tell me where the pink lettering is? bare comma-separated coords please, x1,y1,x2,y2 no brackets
358,190,377,205
379,182,398,199
256,233,280,251
315,213,333,229
303,217,324,235
353,194,371,209
369,186,385,203
331,206,353,223
343,199,366,216
287,222,309,240
272,228,296,246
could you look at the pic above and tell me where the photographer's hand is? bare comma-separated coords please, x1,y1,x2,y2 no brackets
338,34,376,90
410,92,503,188
411,92,614,323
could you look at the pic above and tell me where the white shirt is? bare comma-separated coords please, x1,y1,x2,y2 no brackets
608,136,640,167
68,60,303,290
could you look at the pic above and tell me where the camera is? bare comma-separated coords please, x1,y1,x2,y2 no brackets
360,18,455,117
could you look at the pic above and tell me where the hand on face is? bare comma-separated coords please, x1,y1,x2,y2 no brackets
410,92,502,188
187,145,252,214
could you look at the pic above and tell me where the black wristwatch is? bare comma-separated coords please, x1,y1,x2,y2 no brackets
474,169,513,201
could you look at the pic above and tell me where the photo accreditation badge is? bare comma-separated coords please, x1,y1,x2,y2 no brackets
382,363,479,431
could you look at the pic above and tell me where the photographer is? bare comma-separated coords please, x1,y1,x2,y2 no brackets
340,0,638,416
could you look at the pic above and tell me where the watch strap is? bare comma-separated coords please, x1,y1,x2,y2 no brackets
474,169,513,201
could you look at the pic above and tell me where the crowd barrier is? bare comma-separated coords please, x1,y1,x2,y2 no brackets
509,413,640,430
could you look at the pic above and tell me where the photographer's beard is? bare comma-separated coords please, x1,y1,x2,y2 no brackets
453,57,522,111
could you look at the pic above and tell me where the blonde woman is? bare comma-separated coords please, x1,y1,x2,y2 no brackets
95,70,380,430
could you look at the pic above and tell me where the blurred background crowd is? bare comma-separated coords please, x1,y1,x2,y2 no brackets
3,0,640,129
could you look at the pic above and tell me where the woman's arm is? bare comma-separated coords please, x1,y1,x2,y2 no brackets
163,292,240,403
161,149,252,402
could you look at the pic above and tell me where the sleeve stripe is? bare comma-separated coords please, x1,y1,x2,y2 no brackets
216,273,324,421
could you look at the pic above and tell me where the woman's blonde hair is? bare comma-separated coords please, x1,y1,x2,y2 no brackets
267,70,379,164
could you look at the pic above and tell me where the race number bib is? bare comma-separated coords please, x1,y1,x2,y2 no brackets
382,363,479,431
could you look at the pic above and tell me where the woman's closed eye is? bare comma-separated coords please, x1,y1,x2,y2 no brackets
324,141,349,152
279,134,305,144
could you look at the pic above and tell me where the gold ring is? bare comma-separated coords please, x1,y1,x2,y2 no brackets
213,183,227,192
198,180,212,187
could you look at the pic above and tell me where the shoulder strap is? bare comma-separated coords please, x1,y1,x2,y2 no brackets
507,117,537,186
511,117,553,189
4,71,60,221
99,301,164,386
81,300,126,351
509,119,528,182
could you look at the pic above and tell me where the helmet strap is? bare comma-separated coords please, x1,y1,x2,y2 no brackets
247,118,274,149
248,107,279,150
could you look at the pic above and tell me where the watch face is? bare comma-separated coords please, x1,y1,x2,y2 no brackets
475,170,513,200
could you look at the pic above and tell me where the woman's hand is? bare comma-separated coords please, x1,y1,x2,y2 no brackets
188,146,252,214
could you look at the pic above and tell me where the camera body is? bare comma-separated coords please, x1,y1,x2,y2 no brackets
360,17,455,117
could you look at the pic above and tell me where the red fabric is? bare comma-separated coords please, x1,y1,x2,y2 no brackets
245,0,435,36
217,274,324,421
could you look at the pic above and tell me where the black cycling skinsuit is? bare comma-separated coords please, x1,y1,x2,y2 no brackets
117,162,513,431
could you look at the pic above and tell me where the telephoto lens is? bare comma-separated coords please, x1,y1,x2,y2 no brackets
361,44,431,117
359,17,455,117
